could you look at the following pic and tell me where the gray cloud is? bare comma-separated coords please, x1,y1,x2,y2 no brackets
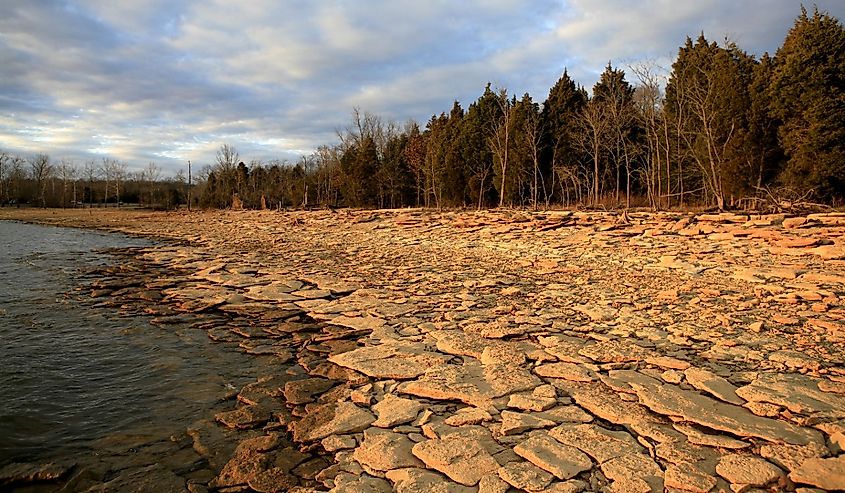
1,0,843,175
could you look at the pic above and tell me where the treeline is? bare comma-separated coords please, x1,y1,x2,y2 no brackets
0,152,187,209
198,8,844,211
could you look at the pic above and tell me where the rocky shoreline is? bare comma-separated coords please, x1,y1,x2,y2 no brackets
1,208,844,492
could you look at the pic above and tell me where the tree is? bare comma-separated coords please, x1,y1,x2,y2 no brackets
145,161,162,207
0,151,8,205
666,35,756,209
593,63,637,207
462,85,500,209
58,159,77,207
769,7,845,201
489,87,513,207
541,70,588,205
29,154,53,208
404,122,426,207
630,62,668,209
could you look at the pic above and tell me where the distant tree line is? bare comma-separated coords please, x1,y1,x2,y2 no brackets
6,8,843,211
0,152,186,209
197,8,845,211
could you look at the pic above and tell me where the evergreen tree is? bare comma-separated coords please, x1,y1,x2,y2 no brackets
540,70,587,204
665,35,756,208
769,7,845,201
462,84,501,208
592,63,637,206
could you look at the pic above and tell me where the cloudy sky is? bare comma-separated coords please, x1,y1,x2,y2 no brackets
2,0,843,175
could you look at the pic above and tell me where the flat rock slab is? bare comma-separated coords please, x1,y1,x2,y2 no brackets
353,429,424,472
385,468,476,493
411,436,500,486
400,361,541,407
672,423,750,449
616,370,822,445
578,340,649,363
500,410,557,435
290,401,375,442
715,454,783,488
683,367,744,405
601,453,663,493
789,455,845,491
328,341,451,380
283,378,337,405
513,433,592,480
549,423,642,464
0,462,71,487
663,462,718,493
534,362,595,382
328,315,387,332
736,372,845,418
372,394,425,428
498,461,554,491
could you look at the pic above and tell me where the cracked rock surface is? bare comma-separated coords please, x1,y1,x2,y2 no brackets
4,208,845,492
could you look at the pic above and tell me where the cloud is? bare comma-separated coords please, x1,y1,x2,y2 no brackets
1,0,843,175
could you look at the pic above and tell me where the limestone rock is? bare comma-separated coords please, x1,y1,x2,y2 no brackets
411,436,500,486
663,462,718,493
284,378,336,405
646,356,691,370
0,462,71,487
444,407,493,426
372,394,425,428
321,434,357,452
215,404,270,429
508,391,558,412
498,461,554,492
353,429,425,472
601,454,663,492
290,401,375,442
578,340,649,363
328,341,450,380
247,467,298,493
715,454,784,488
683,367,744,405
400,361,541,407
673,423,750,449
534,362,595,382
500,410,557,435
736,373,845,419
330,475,392,493
789,455,845,491
385,468,475,493
759,441,829,472
549,423,642,463
617,370,821,445
513,433,593,480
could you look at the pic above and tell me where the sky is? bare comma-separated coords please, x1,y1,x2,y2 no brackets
2,0,844,176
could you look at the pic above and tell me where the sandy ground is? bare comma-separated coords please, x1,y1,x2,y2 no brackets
2,207,844,492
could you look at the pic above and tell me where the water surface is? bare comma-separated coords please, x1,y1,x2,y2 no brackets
0,220,265,470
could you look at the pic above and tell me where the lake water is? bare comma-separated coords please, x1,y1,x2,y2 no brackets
0,221,266,482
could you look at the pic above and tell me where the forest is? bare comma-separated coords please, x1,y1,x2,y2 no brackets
2,8,843,211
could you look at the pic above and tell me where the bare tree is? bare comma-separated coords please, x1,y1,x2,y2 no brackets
0,150,7,205
145,161,161,206
83,160,98,206
630,62,667,210
574,101,610,206
29,154,54,207
58,159,77,207
489,87,512,207
522,109,546,209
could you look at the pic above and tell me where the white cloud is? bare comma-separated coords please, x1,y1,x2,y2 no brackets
1,0,843,174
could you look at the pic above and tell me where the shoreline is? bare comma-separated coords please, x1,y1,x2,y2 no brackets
1,208,845,492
